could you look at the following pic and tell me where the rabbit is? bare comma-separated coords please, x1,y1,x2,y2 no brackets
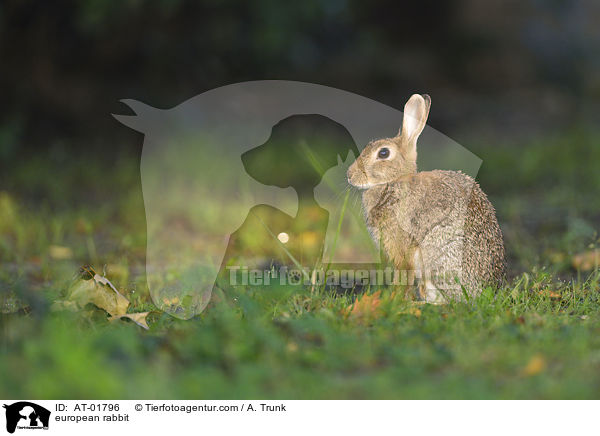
347,94,505,303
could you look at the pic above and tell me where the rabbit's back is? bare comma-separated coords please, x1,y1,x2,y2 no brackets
460,173,506,292
423,170,505,296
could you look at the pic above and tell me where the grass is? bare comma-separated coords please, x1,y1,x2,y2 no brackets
1,129,600,399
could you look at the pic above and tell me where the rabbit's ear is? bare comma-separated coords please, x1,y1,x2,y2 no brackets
399,94,431,144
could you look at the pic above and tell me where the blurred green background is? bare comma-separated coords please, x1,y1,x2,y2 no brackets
1,0,600,399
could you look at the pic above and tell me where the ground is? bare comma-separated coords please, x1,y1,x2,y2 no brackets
1,130,599,399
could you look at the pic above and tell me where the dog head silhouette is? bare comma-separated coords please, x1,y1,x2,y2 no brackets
242,114,360,194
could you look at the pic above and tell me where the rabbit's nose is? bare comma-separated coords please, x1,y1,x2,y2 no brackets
347,172,355,185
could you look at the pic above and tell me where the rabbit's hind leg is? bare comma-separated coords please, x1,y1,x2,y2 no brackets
413,248,446,304
418,281,446,305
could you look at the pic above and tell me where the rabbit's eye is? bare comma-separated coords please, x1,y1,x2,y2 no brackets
377,147,390,159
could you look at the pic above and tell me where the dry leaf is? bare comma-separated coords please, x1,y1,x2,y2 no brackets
522,354,546,376
109,312,150,330
572,249,600,271
69,273,130,317
407,307,422,317
54,266,150,329
538,289,561,300
92,273,121,295
396,295,425,318
343,290,382,319
162,297,180,306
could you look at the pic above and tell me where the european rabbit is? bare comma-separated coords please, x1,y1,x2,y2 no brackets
347,94,505,303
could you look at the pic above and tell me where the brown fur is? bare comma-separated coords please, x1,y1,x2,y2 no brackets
347,94,505,302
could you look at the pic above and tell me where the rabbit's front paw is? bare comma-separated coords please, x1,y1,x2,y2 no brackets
420,281,446,305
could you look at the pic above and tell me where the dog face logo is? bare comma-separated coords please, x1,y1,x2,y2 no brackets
3,402,50,434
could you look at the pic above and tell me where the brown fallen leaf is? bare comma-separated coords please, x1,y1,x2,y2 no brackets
522,354,546,376
538,289,561,300
572,249,600,271
109,312,150,330
343,290,382,319
54,266,150,329
162,297,181,306
397,305,422,317
408,306,422,317
69,273,130,317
